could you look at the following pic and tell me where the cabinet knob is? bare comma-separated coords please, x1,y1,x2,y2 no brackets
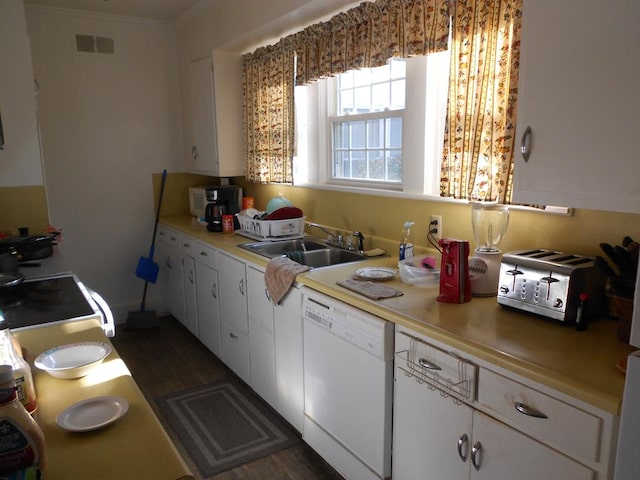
191,145,198,159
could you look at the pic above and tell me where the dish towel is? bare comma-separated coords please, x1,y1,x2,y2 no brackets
265,256,311,304
336,279,404,300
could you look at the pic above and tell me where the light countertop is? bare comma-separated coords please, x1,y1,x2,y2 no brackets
161,216,635,414
15,318,193,480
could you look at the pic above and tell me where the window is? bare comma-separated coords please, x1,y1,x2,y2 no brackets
331,59,405,184
294,51,450,196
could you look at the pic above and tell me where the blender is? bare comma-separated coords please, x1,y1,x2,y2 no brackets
469,203,510,296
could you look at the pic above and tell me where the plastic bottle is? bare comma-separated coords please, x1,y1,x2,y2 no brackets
0,364,46,474
0,330,37,414
399,221,415,261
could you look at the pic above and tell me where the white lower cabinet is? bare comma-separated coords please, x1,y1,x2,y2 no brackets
247,265,304,432
194,242,222,357
393,326,611,479
218,252,249,383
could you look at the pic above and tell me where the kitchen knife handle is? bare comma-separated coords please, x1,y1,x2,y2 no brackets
520,126,532,162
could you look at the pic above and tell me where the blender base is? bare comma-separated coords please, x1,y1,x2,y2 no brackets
469,250,502,297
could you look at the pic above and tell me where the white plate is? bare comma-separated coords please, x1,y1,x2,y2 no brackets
34,342,111,379
354,267,398,281
56,396,129,432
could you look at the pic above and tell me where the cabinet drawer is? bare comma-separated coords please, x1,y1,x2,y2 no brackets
194,241,217,269
477,368,601,463
158,226,181,247
221,321,250,383
181,235,196,257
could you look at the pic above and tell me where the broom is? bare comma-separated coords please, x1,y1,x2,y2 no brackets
126,169,167,330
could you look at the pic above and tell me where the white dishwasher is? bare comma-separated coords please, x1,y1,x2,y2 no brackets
302,288,394,480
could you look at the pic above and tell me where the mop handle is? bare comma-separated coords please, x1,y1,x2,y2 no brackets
147,169,167,259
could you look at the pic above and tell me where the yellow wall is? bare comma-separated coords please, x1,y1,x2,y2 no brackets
0,186,49,235
150,172,640,258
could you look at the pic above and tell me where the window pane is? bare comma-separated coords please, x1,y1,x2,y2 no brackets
371,83,389,112
387,150,402,181
354,86,371,113
351,151,366,179
339,90,353,114
367,119,383,148
390,79,405,109
390,58,406,79
353,68,370,86
388,117,403,148
368,150,385,180
371,63,390,83
351,121,365,148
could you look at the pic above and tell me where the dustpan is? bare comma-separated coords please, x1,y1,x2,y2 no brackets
127,169,167,330
135,169,167,284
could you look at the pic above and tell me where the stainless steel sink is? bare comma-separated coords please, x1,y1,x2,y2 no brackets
238,238,369,268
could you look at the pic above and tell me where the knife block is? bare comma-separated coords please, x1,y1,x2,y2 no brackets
608,294,634,343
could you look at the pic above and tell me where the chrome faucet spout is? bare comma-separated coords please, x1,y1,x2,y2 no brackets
306,222,339,244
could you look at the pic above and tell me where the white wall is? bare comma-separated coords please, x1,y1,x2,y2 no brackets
26,6,183,320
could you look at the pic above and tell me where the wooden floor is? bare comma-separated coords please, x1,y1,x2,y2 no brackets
111,316,345,480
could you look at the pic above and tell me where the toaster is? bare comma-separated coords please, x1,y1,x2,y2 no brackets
497,249,605,323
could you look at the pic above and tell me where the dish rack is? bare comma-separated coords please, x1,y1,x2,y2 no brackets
236,215,305,241
395,336,478,405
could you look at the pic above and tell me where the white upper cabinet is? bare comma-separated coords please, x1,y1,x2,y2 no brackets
185,51,244,177
513,0,640,214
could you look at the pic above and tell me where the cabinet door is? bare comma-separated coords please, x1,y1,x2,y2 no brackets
221,321,250,384
182,254,198,336
186,56,218,174
157,228,185,323
195,261,221,357
471,411,594,480
392,366,472,480
513,0,640,213
273,286,304,432
247,266,276,407
217,252,248,333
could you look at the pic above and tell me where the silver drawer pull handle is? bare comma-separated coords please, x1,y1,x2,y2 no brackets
200,251,208,256
471,441,482,471
515,402,548,419
229,332,238,340
418,357,442,370
457,433,469,462
520,126,532,162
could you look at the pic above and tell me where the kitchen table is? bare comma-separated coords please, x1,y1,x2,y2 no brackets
14,318,193,480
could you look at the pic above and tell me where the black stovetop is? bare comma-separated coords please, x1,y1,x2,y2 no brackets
0,275,96,330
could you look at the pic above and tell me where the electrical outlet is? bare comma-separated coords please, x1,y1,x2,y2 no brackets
429,215,442,240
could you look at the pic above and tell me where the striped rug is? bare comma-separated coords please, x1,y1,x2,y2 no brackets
156,379,300,478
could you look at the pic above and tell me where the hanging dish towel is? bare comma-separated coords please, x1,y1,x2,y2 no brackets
336,279,404,300
265,256,311,304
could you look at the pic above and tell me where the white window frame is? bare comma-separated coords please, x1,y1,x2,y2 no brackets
294,52,451,197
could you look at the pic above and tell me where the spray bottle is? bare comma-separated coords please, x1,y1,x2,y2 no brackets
399,221,415,261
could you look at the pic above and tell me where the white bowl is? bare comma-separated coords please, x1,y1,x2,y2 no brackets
34,342,112,379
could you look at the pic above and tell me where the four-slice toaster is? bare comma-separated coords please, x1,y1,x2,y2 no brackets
497,249,605,323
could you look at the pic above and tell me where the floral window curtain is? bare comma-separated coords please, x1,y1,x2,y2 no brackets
440,0,523,202
243,40,295,184
292,0,451,86
243,0,451,184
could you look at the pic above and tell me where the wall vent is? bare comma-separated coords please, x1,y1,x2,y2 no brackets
75,34,114,54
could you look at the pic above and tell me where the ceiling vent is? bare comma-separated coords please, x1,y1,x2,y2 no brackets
75,34,115,55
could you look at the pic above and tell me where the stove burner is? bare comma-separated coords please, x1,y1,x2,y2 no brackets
0,276,96,330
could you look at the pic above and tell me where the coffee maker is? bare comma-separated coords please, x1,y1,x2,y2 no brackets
204,185,242,232
437,238,472,304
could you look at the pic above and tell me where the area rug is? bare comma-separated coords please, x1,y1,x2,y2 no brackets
155,379,300,478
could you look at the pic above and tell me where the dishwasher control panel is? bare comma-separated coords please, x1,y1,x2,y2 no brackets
302,290,394,360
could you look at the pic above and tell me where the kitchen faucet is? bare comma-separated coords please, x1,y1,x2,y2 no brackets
306,222,341,245
306,222,365,252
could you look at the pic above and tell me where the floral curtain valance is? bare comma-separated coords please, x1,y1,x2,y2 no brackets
291,0,451,85
440,0,523,203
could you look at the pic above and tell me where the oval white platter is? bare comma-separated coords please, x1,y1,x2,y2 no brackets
56,396,129,432
34,342,111,378
354,267,398,281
